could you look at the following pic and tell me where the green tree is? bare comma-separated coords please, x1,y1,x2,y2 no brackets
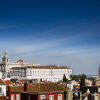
91,78,96,85
70,74,86,81
10,79,18,83
70,74,86,93
80,75,86,93
81,74,86,79
63,74,68,82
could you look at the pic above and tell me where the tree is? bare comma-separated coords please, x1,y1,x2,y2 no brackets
81,74,86,79
70,75,80,81
70,74,86,93
10,79,18,83
70,74,86,81
80,75,86,93
91,78,96,85
63,74,68,82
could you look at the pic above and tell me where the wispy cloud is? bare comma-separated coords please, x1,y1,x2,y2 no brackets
0,32,99,75
0,34,82,54
0,25,16,29
0,21,99,75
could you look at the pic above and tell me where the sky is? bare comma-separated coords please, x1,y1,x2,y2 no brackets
0,0,100,75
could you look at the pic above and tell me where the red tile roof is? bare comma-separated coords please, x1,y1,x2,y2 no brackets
17,59,23,63
5,80,12,85
7,82,68,94
0,96,6,100
11,65,71,70
83,93,88,97
0,79,5,84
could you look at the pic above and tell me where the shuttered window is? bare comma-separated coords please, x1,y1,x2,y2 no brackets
11,94,15,100
16,94,20,100
49,95,54,100
40,95,46,100
58,94,62,100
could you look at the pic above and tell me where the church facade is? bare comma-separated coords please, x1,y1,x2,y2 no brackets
0,52,72,82
0,52,40,79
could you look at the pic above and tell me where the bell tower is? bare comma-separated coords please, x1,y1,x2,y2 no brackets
2,52,9,64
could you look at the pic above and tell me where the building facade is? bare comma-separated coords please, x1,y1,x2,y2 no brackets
0,79,6,96
7,82,68,100
10,65,72,82
0,52,40,79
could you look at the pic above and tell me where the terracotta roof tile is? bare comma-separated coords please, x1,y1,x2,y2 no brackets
17,59,23,63
7,82,68,94
83,93,88,97
10,65,71,70
0,96,6,100
5,80,12,85
0,79,5,84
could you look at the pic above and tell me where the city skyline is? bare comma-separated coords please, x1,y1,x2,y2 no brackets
0,0,100,75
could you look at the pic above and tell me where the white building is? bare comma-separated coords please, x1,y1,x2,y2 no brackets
0,52,40,79
66,80,80,91
0,79,6,96
10,65,72,82
0,72,2,79
85,79,93,86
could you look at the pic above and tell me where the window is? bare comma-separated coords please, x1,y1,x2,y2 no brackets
11,94,15,100
40,95,46,100
58,94,62,100
7,59,8,62
0,87,2,93
16,94,20,100
49,95,54,100
30,70,32,76
98,87,100,92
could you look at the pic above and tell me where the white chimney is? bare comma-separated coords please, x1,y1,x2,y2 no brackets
87,89,90,94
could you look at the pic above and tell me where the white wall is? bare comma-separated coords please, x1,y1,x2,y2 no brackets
0,85,6,96
10,67,72,82
0,72,2,79
26,68,72,82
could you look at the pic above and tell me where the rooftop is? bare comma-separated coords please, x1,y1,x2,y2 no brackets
0,96,6,100
17,59,24,63
10,65,71,70
5,80,12,85
0,79,6,85
7,82,68,94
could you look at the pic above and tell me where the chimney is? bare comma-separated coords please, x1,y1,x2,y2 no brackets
24,83,28,91
87,89,90,94
8,86,11,92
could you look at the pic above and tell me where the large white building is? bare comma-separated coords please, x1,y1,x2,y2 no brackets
0,52,72,82
0,52,40,79
10,65,72,82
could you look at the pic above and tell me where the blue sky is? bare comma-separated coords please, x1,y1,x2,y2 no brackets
0,0,100,75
